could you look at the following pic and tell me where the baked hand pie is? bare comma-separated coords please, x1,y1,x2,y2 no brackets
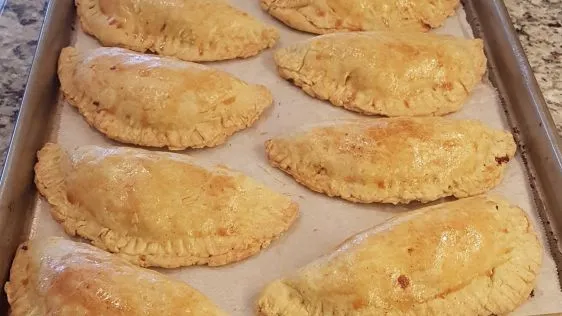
34,143,299,268
76,0,279,61
265,118,516,204
261,0,459,34
274,32,486,117
5,238,226,316
258,196,541,316
58,47,272,150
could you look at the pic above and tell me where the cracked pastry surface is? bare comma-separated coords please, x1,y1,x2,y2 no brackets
274,32,486,117
58,47,272,150
258,196,542,316
76,0,279,61
265,118,516,204
34,143,299,268
5,238,227,316
261,0,459,34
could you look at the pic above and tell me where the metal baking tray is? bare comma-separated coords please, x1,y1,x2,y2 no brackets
1,0,561,314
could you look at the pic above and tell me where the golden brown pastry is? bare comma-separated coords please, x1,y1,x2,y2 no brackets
58,47,272,150
265,118,516,204
274,32,486,117
34,143,299,268
5,238,226,316
76,0,279,61
258,196,542,316
261,0,459,34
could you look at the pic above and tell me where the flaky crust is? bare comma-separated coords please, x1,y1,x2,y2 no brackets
266,118,516,204
5,238,227,316
76,0,279,61
274,32,486,117
34,143,299,268
258,196,542,316
261,0,459,34
58,47,272,150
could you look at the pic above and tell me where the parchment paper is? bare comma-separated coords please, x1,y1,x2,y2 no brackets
28,2,562,315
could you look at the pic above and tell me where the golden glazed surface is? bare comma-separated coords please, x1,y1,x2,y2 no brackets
34,144,298,268
274,32,486,117
266,118,516,204
77,0,279,61
5,238,226,316
58,47,272,150
261,0,459,34
258,196,542,316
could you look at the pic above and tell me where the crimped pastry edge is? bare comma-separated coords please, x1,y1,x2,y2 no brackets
57,47,273,150
34,143,299,268
260,0,460,35
264,118,516,204
273,34,486,117
76,0,279,61
257,195,542,316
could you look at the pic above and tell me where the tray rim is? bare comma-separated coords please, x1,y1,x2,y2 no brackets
0,0,561,313
462,0,562,280
0,0,74,311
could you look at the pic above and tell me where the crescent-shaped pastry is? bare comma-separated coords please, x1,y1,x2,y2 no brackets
258,196,542,316
274,32,486,117
265,118,516,204
58,47,272,150
261,0,459,34
76,0,279,61
5,238,226,316
34,143,299,268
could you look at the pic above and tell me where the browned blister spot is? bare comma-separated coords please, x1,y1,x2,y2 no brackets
222,96,236,105
207,175,237,197
495,156,510,165
440,82,453,90
442,140,458,148
352,297,366,310
397,275,410,289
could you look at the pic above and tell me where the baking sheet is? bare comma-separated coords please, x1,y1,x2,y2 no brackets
25,1,562,315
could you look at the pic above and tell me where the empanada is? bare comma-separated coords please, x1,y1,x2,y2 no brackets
5,238,226,316
34,143,299,268
58,47,272,150
261,0,459,34
258,196,542,316
76,0,279,61
265,118,516,204
274,32,486,116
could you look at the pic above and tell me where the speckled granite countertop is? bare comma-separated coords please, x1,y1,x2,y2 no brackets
0,0,560,169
